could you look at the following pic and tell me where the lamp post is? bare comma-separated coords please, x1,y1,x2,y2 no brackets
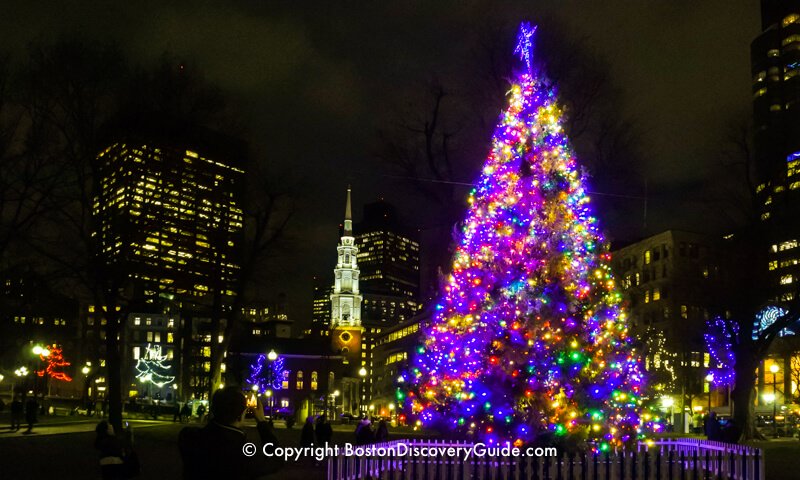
81,364,91,408
770,363,780,437
661,396,675,430
358,367,367,415
705,373,714,415
265,389,273,418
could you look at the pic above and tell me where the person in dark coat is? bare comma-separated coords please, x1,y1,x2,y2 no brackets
24,397,38,433
179,387,283,480
180,403,191,423
355,418,374,445
95,421,127,479
10,395,23,431
375,420,389,443
315,414,333,445
300,416,315,447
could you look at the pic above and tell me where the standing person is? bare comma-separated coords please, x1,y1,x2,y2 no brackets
195,403,206,422
173,403,182,423
179,387,283,479
24,397,38,434
355,418,374,445
375,419,389,443
180,403,191,423
10,395,23,431
95,421,126,479
300,416,315,447
315,414,333,446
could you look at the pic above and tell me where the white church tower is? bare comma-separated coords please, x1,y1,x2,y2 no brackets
330,187,363,366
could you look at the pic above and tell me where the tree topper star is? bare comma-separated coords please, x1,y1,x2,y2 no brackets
514,22,537,74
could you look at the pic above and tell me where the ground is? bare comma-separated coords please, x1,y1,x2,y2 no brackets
0,412,798,479
0,412,426,479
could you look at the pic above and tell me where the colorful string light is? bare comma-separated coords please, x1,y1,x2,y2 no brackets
403,22,644,448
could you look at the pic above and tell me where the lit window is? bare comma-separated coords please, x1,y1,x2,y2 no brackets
652,288,660,301
133,347,140,359
296,371,304,390
781,274,793,285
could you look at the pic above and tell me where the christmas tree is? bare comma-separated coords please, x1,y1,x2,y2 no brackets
135,344,175,387
404,23,644,449
37,344,73,382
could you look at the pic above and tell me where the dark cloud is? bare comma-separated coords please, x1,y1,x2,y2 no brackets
0,0,761,326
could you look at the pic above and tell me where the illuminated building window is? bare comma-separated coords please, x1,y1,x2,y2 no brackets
755,87,767,98
282,370,290,390
644,251,651,265
296,371,304,390
784,13,800,26
781,274,793,285
780,240,798,251
311,371,318,391
652,288,660,301
146,332,153,342
133,347,140,359
681,305,688,320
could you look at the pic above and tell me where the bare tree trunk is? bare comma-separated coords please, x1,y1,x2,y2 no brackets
105,311,123,433
732,353,765,441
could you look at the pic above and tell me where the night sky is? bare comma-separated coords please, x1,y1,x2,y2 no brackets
1,1,760,327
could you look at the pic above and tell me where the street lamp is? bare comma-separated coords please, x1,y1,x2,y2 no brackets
705,373,714,414
661,396,675,429
267,350,278,361
358,367,367,414
770,363,780,437
265,389,273,418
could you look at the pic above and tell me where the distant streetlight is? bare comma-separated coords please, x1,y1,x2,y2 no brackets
358,367,367,377
15,367,28,377
32,345,43,355
82,366,91,375
333,390,340,397
770,363,780,437
397,375,405,384
267,350,278,361
251,384,259,392
705,374,714,414
265,389,273,417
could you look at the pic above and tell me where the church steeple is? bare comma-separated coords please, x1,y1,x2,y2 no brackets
330,186,361,327
344,185,353,236
330,186,363,370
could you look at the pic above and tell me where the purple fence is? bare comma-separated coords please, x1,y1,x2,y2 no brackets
326,438,763,480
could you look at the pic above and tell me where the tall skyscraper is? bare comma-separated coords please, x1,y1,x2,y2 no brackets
752,1,800,302
94,118,245,301
329,187,363,370
355,200,420,327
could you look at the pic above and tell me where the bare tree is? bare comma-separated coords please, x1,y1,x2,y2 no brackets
206,162,294,397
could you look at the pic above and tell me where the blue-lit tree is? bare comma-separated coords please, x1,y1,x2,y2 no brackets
248,354,285,393
704,304,800,441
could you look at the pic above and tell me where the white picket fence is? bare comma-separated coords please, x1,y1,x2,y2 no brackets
326,438,764,480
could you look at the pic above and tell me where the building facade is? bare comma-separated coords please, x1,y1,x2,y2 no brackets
612,230,723,420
